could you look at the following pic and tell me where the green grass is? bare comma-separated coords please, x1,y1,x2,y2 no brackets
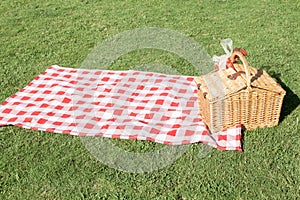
0,0,299,199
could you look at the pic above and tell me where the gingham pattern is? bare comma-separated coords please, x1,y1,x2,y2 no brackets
0,65,242,151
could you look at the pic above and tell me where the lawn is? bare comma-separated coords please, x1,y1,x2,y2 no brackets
0,0,299,199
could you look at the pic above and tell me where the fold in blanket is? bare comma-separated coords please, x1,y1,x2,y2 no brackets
0,65,242,151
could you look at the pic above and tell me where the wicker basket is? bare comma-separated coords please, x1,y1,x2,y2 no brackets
195,50,286,132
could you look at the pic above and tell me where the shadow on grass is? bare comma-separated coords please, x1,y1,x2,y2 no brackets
260,67,300,122
277,79,300,121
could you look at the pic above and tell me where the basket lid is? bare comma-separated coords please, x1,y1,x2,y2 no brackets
195,68,247,101
233,64,285,94
195,65,286,102
195,49,286,102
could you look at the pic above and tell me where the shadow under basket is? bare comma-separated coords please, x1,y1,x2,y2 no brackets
195,51,286,133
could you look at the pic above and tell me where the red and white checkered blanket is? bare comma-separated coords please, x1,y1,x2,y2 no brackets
0,65,242,151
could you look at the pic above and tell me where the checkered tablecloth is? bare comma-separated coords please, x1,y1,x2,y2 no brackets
0,65,242,151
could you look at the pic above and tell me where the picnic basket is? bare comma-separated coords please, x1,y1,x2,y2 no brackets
195,50,286,132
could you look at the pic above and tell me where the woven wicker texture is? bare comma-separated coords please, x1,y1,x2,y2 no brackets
195,50,286,132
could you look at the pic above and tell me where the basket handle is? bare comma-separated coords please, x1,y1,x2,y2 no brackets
230,50,251,87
